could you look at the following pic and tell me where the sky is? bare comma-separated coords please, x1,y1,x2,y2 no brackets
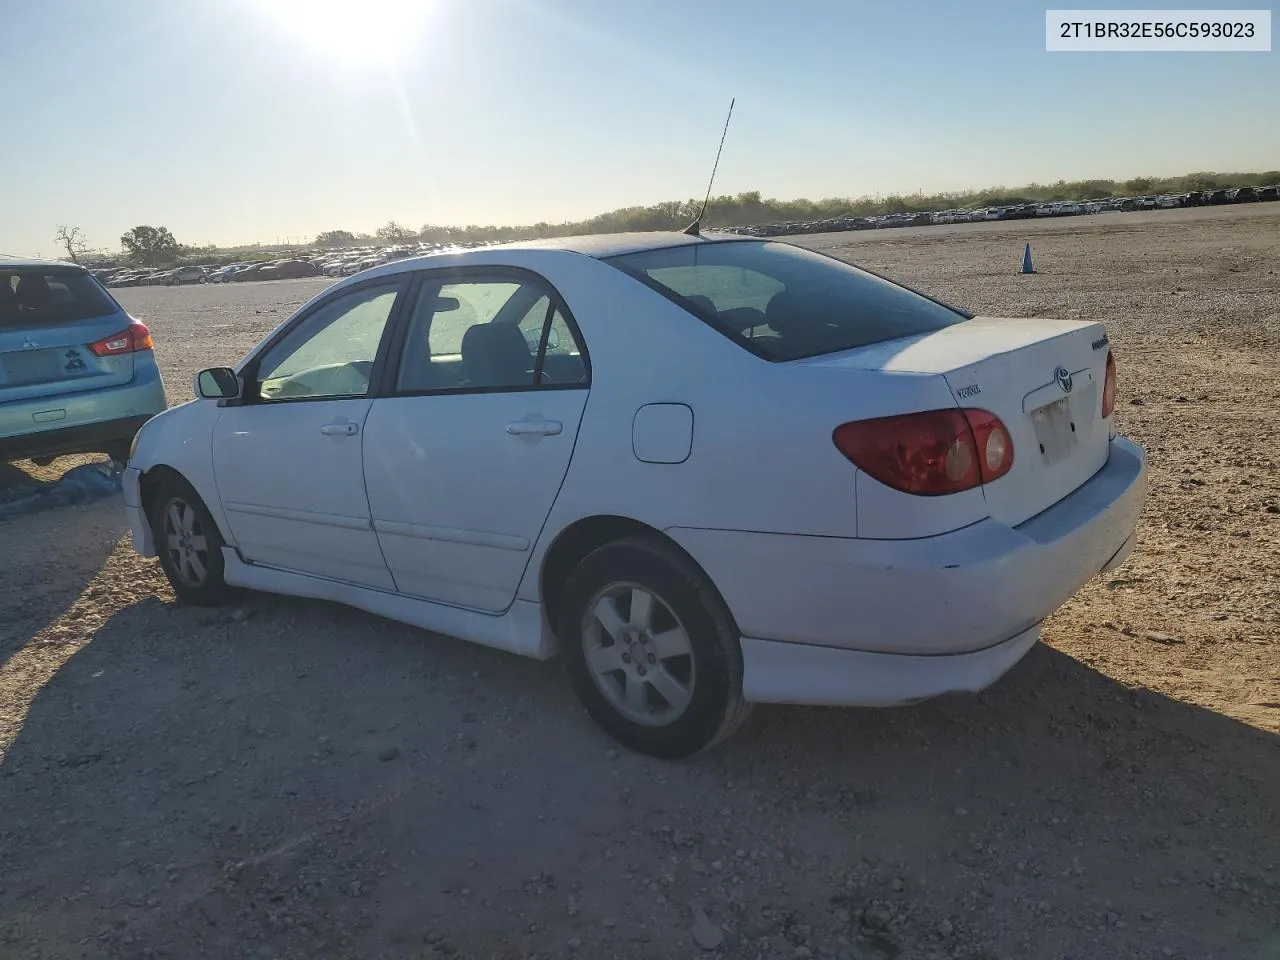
2,0,1276,256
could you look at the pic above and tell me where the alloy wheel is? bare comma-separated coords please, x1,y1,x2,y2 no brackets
581,581,696,726
162,497,210,586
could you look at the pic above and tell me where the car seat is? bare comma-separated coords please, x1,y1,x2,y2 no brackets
460,322,533,388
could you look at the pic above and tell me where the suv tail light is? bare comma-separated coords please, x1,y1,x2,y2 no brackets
89,320,153,357
1101,350,1117,418
833,408,1015,496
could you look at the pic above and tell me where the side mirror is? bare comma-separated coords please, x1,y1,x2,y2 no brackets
195,367,240,400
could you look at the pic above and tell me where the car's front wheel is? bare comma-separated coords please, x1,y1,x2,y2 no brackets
149,476,230,606
560,536,752,759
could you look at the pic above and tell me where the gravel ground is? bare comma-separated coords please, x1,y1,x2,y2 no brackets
1,204,1277,960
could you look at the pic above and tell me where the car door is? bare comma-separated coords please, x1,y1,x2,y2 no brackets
211,277,407,589
362,269,590,611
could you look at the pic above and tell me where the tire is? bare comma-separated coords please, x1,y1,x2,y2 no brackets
559,536,752,759
149,475,230,606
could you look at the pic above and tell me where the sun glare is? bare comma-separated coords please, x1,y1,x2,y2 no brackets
259,0,437,66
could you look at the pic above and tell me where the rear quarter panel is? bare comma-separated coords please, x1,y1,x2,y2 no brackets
502,252,963,603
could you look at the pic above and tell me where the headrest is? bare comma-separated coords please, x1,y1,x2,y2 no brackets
462,321,529,356
717,306,768,333
461,322,532,386
15,274,54,305
685,294,716,315
765,289,816,336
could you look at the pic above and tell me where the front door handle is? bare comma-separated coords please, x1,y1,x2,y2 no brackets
506,419,562,437
320,421,359,437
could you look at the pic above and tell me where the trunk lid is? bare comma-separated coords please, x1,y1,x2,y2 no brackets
0,266,137,403
798,317,1114,527
0,312,138,403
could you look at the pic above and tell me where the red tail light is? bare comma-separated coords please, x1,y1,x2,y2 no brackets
833,408,1015,496
1101,351,1117,418
89,320,153,357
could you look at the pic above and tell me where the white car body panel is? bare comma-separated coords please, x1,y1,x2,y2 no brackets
741,625,1041,706
124,398,229,535
124,233,1147,709
667,436,1145,656
804,316,1116,528
220,546,556,659
211,398,395,590
362,391,588,611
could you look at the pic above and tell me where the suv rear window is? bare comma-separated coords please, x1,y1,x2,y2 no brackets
607,240,969,362
0,268,120,327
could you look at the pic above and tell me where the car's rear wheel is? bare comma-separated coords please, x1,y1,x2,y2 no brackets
149,476,229,606
559,536,752,759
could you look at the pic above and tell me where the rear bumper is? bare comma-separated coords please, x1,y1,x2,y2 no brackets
668,435,1146,659
741,623,1041,707
0,365,167,461
0,413,156,461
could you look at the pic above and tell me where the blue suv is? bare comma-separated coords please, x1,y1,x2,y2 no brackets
1,259,167,465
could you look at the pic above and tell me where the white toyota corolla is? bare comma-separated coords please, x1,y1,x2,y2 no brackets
124,232,1146,757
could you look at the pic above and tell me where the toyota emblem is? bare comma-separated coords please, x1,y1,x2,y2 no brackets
1054,366,1073,393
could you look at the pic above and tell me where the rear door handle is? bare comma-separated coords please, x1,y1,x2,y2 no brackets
506,419,562,437
320,421,359,436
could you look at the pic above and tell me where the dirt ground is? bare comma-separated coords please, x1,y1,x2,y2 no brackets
1,204,1276,960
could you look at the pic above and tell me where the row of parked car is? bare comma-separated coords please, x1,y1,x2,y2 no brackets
724,184,1280,237
279,240,503,278
85,185,1277,285
98,259,322,287
90,241,502,289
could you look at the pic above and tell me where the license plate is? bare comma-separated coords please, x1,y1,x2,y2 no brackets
1,349,62,386
1030,396,1078,464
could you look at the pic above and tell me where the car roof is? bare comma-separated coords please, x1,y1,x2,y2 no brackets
0,257,87,271
493,230,753,259
325,230,762,297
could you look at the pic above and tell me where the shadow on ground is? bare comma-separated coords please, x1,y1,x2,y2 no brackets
0,591,1275,959
0,466,125,665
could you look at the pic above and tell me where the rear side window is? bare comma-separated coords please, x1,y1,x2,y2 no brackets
0,268,119,327
608,241,968,361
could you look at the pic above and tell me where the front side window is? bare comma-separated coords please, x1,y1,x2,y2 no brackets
395,276,586,392
608,240,968,361
256,282,401,400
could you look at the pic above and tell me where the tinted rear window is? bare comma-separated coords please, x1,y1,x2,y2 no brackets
0,268,120,327
608,241,968,362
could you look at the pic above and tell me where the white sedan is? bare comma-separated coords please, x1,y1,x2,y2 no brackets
123,232,1146,758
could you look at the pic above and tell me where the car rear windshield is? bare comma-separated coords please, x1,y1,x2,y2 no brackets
607,240,969,361
0,267,120,327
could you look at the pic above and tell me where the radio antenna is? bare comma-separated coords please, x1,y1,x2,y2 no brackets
683,97,735,237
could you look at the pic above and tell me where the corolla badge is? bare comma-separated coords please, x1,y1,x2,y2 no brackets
1054,366,1073,393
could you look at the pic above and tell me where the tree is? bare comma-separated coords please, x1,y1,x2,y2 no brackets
419,225,454,244
374,221,417,244
54,225,89,263
313,230,357,247
120,226,181,266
